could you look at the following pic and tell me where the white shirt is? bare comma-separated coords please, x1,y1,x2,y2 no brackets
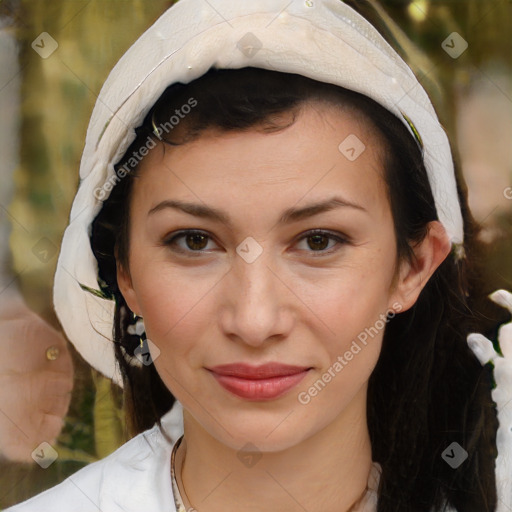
4,401,185,512
4,399,382,512
5,328,512,512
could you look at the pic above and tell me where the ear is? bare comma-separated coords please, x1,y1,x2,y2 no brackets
116,257,142,317
389,221,452,313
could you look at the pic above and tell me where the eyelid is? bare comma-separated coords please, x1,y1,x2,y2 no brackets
162,228,350,256
293,229,350,255
162,229,217,256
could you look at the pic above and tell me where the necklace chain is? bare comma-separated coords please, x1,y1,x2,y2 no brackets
171,435,191,512
170,434,379,512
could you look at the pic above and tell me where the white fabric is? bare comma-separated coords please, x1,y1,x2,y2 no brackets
467,289,512,512
4,302,512,512
25,0,509,509
4,401,184,512
5,317,512,512
52,0,464,387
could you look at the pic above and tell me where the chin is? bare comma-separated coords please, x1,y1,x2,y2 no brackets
198,405,320,453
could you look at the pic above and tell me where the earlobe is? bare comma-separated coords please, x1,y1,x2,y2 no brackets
116,260,141,316
391,221,452,313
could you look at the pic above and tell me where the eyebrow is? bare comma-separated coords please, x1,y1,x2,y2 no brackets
148,196,367,227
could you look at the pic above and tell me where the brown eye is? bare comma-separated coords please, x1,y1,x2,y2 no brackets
296,230,349,255
184,233,209,250
307,234,330,251
163,230,215,254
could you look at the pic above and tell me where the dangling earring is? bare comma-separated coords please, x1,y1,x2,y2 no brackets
127,314,146,347
127,313,145,337
127,314,153,365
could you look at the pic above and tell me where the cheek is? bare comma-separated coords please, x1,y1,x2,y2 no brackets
296,276,388,412
318,291,388,384
303,251,396,386
310,264,395,340
130,263,218,359
132,269,212,398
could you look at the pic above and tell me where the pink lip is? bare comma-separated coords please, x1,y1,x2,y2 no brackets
207,363,311,401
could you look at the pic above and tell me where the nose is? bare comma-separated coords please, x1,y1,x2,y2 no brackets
219,247,294,348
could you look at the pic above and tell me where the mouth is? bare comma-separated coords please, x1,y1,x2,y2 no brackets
206,363,312,401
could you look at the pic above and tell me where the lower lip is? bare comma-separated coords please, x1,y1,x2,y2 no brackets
209,370,310,401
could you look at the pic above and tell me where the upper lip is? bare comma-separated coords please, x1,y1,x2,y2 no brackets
207,363,311,379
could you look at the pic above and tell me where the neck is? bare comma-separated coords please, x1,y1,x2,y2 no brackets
175,386,373,512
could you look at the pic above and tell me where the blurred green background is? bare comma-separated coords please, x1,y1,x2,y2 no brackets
0,0,510,508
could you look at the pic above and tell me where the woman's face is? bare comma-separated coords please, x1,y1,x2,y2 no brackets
118,101,414,451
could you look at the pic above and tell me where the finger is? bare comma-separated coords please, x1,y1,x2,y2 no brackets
37,413,66,447
489,289,512,314
42,372,74,397
44,340,75,377
40,389,72,418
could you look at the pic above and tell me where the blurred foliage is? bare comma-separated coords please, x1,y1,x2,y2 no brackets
0,0,174,508
0,0,511,508
356,0,511,147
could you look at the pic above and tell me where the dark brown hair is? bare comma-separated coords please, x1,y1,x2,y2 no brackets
89,64,510,511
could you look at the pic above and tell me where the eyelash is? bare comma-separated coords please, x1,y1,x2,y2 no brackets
162,229,349,257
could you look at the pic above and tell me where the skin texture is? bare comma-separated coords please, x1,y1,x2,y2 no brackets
0,293,74,462
117,102,451,512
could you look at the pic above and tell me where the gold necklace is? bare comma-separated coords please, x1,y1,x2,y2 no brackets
170,435,379,512
171,435,191,512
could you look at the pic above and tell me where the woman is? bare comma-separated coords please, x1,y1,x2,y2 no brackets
5,1,512,511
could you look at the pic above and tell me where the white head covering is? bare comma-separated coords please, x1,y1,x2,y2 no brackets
53,0,464,386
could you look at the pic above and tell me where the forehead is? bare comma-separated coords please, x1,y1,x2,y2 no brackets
132,101,389,221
